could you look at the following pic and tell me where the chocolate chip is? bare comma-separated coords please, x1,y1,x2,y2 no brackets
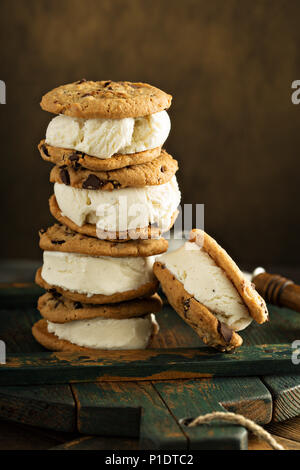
82,93,92,97
69,153,79,162
68,154,81,170
60,168,70,185
160,166,166,173
82,174,102,190
41,144,49,156
77,79,87,84
183,298,191,312
74,302,83,309
129,84,142,89
51,239,65,245
217,321,233,343
48,288,62,299
103,81,111,87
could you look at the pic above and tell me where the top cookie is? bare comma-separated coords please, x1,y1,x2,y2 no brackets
40,80,172,119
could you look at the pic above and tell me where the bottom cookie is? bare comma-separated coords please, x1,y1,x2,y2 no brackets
32,316,159,352
38,292,163,323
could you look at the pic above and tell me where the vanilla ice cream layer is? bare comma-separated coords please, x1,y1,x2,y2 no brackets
159,243,253,331
41,251,155,297
45,111,170,159
54,176,181,232
47,314,157,350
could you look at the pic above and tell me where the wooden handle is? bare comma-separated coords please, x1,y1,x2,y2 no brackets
252,272,300,313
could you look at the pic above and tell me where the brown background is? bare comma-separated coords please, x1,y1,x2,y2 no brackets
0,0,299,269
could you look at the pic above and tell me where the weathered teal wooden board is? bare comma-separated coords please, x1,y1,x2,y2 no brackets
262,375,300,422
0,295,300,384
0,343,298,386
0,384,76,432
69,377,272,450
1,285,300,450
71,381,186,449
153,377,272,450
0,344,295,385
0,283,43,308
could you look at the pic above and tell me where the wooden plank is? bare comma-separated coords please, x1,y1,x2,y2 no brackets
153,377,272,450
151,303,204,348
212,377,273,425
242,305,300,345
0,417,63,450
50,435,139,450
0,384,76,432
0,283,43,307
262,375,300,422
0,344,298,385
248,434,300,450
265,415,300,442
0,306,42,353
71,381,187,449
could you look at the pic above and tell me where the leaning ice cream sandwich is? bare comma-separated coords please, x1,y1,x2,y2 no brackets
153,229,268,351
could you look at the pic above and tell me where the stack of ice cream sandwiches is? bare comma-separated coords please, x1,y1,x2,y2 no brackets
32,80,181,352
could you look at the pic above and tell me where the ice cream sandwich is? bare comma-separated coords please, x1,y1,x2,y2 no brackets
35,224,166,304
33,293,161,351
154,229,268,351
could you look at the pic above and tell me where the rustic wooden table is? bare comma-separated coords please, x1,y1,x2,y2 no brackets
1,260,300,451
1,415,300,450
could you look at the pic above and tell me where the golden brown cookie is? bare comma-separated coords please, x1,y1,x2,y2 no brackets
39,224,168,257
38,140,162,171
189,229,268,324
40,80,172,119
35,267,159,305
38,291,163,323
153,261,243,352
49,194,178,242
49,150,178,190
32,317,159,352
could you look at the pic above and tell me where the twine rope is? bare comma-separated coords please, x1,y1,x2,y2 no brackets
180,411,284,450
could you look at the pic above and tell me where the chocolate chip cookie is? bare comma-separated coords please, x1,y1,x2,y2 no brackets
40,80,172,119
38,140,161,171
49,150,178,190
39,224,168,257
38,291,163,323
